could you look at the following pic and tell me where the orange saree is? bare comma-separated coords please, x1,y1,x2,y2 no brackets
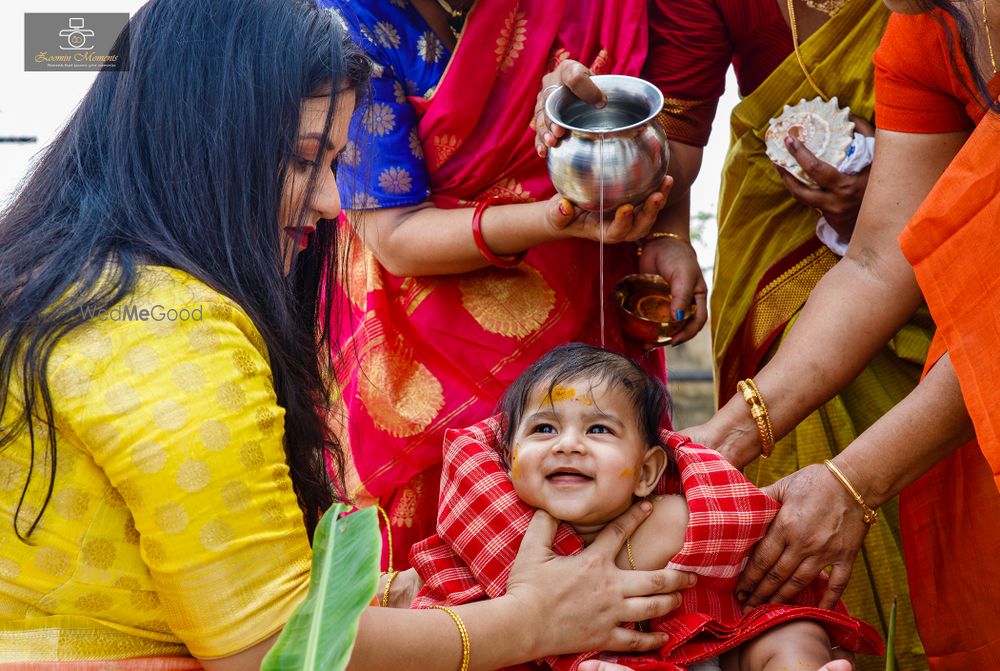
895,112,1000,671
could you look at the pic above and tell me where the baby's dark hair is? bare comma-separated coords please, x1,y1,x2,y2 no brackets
496,343,670,464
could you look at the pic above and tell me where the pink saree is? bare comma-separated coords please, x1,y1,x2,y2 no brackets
330,0,659,569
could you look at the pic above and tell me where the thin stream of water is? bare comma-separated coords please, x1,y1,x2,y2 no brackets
598,133,605,347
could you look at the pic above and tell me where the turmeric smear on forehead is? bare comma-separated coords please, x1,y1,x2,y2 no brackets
549,385,594,406
550,385,575,402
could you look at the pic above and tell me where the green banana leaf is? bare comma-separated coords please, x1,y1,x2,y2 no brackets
262,504,380,671
884,598,897,671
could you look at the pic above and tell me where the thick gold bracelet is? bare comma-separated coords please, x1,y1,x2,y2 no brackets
824,460,879,525
636,231,692,257
736,379,775,458
380,570,400,608
431,605,471,671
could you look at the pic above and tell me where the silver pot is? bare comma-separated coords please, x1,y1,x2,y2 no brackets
545,75,669,212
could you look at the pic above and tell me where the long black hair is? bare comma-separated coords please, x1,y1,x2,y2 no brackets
918,0,1000,112
0,0,370,540
495,343,671,465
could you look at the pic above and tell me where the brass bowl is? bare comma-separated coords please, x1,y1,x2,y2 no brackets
614,274,696,347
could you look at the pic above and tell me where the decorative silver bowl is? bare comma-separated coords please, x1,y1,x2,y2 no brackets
545,75,669,212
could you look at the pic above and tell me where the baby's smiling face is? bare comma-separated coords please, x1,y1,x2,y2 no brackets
509,377,666,536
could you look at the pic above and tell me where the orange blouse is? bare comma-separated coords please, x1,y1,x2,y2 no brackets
874,11,997,132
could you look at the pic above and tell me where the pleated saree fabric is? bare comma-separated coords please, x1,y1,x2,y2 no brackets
897,111,1000,671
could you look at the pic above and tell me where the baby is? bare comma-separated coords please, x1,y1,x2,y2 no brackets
409,343,881,671
498,343,853,671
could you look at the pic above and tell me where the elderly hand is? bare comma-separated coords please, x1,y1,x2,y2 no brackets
637,235,708,345
377,568,424,609
776,115,875,239
532,59,605,157
506,503,695,658
545,176,673,244
734,463,871,611
682,397,763,470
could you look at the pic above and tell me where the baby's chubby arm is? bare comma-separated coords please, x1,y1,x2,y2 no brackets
614,495,690,570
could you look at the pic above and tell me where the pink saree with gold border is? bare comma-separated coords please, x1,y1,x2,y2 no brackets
330,0,661,568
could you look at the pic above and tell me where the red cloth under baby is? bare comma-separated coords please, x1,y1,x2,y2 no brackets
409,416,883,670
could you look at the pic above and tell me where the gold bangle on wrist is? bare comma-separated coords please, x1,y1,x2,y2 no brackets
431,605,471,671
824,459,879,525
380,570,400,608
636,231,692,257
736,379,775,458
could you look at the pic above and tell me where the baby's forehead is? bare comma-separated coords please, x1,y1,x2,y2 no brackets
522,376,635,416
526,376,602,403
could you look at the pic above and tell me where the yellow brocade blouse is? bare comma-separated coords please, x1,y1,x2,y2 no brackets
0,267,311,662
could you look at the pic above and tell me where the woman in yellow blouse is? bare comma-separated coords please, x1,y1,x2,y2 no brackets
0,0,693,669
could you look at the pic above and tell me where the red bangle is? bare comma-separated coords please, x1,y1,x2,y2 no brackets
471,198,527,268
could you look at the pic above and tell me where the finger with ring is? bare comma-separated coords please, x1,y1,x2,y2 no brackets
540,83,561,99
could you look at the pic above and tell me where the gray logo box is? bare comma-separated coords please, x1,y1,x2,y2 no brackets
25,13,129,72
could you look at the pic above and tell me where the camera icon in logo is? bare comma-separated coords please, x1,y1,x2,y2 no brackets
59,17,95,51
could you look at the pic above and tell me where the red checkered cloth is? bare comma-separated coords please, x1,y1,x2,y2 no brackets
409,417,883,670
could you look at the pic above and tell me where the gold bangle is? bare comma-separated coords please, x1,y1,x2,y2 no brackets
824,460,879,525
743,379,774,447
431,605,471,671
736,379,775,458
636,231,692,257
381,570,400,608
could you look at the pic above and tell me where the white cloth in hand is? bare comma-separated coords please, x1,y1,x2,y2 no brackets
815,133,875,256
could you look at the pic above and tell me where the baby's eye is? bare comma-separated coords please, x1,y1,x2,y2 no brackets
587,424,613,435
530,423,556,434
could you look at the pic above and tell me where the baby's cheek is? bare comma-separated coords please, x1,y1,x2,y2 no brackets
511,479,536,511
510,444,520,480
